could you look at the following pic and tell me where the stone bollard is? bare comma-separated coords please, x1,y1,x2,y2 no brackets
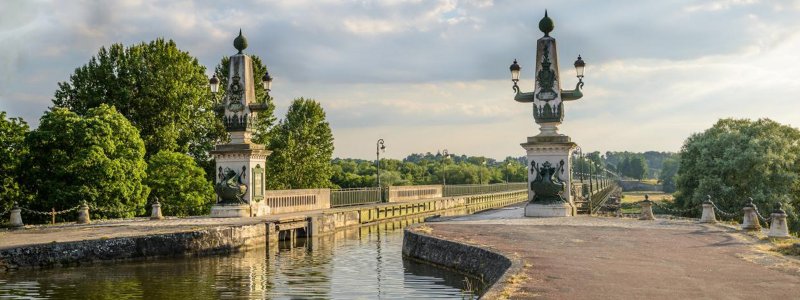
76,201,91,224
768,203,790,238
639,194,655,220
9,202,23,227
699,195,717,223
150,198,164,220
741,198,761,231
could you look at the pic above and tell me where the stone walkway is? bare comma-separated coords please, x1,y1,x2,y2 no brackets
426,204,800,299
0,209,325,250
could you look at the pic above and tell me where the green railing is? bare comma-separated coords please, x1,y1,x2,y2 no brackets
443,182,527,197
331,187,383,207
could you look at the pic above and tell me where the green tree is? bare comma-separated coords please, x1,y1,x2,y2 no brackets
213,55,277,145
145,151,214,216
267,98,334,189
52,39,224,162
628,156,648,180
675,118,800,230
660,158,679,193
21,105,149,220
0,111,29,211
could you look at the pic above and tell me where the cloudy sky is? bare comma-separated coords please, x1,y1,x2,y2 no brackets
1,0,799,160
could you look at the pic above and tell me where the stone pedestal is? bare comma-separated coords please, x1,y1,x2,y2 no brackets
525,202,572,217
77,204,91,224
699,203,716,223
741,206,761,231
521,135,576,218
211,143,271,218
150,202,164,220
9,208,23,227
768,212,790,238
210,204,251,218
639,201,655,220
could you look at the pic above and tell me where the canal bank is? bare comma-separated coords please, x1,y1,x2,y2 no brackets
402,205,800,299
0,216,486,299
0,190,525,270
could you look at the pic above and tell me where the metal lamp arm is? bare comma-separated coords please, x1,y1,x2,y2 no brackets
561,79,584,101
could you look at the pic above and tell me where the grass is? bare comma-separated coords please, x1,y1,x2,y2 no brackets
621,191,673,203
769,237,800,256
499,271,530,299
414,225,433,234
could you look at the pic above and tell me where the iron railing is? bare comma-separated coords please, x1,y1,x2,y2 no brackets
330,187,383,207
443,182,527,197
331,183,529,207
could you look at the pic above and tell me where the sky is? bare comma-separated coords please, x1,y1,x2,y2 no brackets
1,0,800,160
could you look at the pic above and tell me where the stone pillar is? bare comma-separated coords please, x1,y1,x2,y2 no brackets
9,204,23,227
639,196,655,220
150,199,164,220
699,197,717,223
741,201,761,231
76,202,91,224
521,137,576,217
768,203,790,238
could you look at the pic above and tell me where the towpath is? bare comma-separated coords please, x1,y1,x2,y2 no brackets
424,204,800,299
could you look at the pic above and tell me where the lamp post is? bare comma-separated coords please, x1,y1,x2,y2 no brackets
442,149,449,186
505,161,511,183
376,139,386,203
376,139,386,188
479,159,487,184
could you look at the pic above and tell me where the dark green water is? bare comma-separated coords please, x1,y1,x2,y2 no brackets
0,220,483,299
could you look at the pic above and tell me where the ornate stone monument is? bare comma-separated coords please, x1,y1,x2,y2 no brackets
510,12,586,217
209,30,272,218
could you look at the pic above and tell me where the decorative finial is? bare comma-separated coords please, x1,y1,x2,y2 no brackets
233,29,248,54
539,10,554,37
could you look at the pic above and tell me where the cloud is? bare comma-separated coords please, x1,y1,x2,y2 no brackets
2,0,800,160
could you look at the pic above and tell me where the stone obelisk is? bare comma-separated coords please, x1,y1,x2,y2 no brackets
512,12,586,217
210,30,271,218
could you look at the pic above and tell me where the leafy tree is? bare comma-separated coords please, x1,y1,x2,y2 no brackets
214,55,277,145
628,156,648,180
675,118,800,230
145,151,214,216
52,39,224,162
660,158,679,193
0,111,29,211
21,105,148,220
267,98,334,189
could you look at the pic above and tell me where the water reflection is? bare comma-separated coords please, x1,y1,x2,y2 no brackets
0,216,482,299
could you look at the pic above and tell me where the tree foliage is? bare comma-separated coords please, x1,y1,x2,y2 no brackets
214,55,277,145
267,98,334,189
145,151,214,216
52,38,224,161
330,154,527,188
0,111,29,211
21,105,149,220
674,118,800,230
660,158,679,193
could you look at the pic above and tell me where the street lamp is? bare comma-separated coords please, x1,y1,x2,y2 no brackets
479,159,487,184
442,149,449,186
261,71,273,92
209,74,220,102
505,161,511,183
376,139,386,189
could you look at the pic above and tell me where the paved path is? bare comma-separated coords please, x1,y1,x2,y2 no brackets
427,204,800,299
0,209,327,250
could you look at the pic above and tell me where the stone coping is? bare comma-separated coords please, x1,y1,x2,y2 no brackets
402,227,524,299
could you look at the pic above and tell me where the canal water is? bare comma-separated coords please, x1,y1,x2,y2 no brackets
0,217,484,299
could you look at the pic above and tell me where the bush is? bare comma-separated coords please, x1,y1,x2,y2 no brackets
675,118,800,230
21,105,148,220
145,151,214,216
